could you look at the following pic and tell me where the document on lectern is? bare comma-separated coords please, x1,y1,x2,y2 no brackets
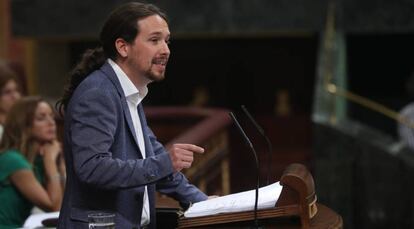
184,182,283,218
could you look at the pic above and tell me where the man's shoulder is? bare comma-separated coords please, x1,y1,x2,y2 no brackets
82,68,113,88
75,69,118,96
68,70,121,111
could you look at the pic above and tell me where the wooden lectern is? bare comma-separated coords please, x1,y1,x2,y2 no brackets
177,163,342,229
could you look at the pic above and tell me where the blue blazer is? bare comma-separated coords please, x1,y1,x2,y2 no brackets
57,62,207,229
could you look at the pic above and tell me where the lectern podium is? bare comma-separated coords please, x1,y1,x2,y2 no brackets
177,163,342,229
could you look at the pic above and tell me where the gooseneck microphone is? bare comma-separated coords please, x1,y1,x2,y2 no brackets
241,105,273,185
229,112,260,228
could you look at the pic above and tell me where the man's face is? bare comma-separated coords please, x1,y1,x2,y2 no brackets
127,14,170,82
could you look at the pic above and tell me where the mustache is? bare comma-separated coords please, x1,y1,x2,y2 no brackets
152,56,169,65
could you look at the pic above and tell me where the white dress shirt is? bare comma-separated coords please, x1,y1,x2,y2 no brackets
108,59,150,226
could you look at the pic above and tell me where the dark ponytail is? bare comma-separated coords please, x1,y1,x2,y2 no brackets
56,47,106,115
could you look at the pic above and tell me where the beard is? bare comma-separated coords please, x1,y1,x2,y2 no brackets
145,66,166,82
126,56,168,83
144,59,167,82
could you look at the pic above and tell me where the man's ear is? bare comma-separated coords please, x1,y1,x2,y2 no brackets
115,38,129,58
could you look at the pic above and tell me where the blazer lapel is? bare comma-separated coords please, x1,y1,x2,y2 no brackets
100,62,141,152
138,104,152,158
121,99,141,151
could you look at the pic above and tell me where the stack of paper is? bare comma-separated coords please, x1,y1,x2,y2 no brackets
184,182,282,218
23,211,59,228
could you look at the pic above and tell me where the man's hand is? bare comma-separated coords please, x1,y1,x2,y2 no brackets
168,143,204,172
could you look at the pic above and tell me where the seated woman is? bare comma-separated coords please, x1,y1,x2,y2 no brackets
0,96,64,228
0,61,22,138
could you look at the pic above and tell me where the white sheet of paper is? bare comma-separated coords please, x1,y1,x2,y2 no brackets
184,181,283,218
23,211,59,228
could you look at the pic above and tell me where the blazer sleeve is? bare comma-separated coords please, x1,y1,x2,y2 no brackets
156,172,208,208
144,126,208,205
70,88,174,189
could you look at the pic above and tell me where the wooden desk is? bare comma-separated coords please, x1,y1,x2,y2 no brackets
177,164,342,229
157,204,342,229
26,204,342,229
308,204,342,229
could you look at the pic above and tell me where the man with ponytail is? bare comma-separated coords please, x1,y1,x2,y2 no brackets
57,2,207,228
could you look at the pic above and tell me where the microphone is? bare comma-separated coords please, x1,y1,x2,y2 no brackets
241,105,273,185
229,112,260,228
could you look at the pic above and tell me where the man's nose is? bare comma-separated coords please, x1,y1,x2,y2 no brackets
161,41,170,55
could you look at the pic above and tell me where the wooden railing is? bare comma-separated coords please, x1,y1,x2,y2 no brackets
145,106,232,197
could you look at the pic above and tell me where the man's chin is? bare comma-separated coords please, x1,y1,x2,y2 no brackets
147,72,165,82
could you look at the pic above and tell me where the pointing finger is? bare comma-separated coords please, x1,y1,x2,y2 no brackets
173,143,204,154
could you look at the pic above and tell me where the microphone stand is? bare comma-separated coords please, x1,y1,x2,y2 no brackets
229,112,261,228
241,105,273,185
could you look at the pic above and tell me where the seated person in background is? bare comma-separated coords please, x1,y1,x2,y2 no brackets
0,61,22,138
0,96,64,228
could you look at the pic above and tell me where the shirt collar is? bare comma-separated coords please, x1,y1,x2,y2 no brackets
108,59,148,105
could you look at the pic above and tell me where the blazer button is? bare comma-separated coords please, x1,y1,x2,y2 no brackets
144,174,156,181
144,174,150,181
